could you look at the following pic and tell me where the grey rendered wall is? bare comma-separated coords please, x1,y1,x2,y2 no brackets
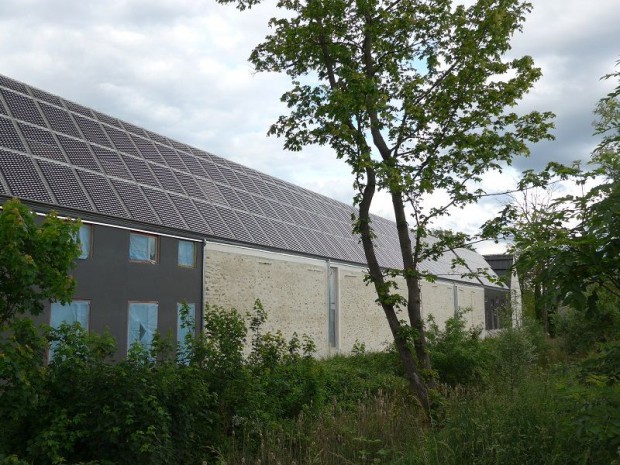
39,221,203,357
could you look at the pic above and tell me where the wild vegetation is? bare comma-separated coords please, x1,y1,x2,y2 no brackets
1,297,618,464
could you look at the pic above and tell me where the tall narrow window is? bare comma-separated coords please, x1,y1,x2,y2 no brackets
129,232,158,263
128,302,158,351
178,240,196,268
329,267,338,348
77,224,91,259
50,301,90,358
177,302,196,351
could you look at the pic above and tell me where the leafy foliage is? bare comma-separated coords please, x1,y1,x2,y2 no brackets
0,198,80,325
217,0,553,410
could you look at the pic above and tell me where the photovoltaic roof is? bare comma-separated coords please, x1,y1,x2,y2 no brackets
0,74,501,287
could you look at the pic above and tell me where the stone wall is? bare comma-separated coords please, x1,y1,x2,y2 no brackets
204,242,488,356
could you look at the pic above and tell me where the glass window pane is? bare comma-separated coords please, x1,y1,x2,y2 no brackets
178,240,195,267
129,233,157,262
177,302,196,342
78,224,91,259
51,301,89,329
128,302,158,349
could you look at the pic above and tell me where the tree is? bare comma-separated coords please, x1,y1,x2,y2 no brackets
217,0,554,408
0,198,80,325
487,65,620,322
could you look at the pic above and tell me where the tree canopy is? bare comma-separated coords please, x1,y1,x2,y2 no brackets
218,0,554,408
0,198,80,325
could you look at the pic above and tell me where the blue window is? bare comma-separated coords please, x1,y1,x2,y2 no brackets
178,240,196,268
129,232,157,263
128,302,158,351
77,224,91,259
50,301,90,358
177,302,196,352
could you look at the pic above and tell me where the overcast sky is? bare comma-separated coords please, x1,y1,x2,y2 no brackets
0,0,618,253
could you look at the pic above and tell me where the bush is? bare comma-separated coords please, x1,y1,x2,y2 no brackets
425,310,490,386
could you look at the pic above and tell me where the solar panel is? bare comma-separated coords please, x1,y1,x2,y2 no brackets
27,140,67,163
199,160,225,183
218,166,242,188
168,138,193,154
273,222,304,252
179,152,209,178
93,110,122,128
110,179,161,224
103,126,141,158
120,155,160,187
30,87,63,107
215,205,253,243
193,201,232,239
0,150,53,203
154,144,187,171
73,114,114,148
0,76,28,94
129,134,166,164
253,215,287,249
189,147,215,163
217,184,245,210
235,210,271,247
57,135,101,171
64,100,94,118
92,146,133,180
37,159,93,210
77,170,128,218
0,100,6,115
235,190,263,216
170,195,211,235
175,171,204,199
195,179,226,205
235,171,261,195
144,130,170,146
1,89,46,127
120,121,148,138
254,196,280,219
141,186,186,228
0,117,26,152
39,102,82,138
149,163,185,194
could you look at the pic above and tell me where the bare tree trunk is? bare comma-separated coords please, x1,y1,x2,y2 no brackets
358,167,430,411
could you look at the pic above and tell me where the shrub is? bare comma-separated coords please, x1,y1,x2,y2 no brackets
425,310,490,386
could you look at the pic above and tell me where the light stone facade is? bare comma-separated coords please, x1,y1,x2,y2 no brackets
205,242,488,357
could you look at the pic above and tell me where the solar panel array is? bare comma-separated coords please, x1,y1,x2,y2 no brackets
0,74,499,286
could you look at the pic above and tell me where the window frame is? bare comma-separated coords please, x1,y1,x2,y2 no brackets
127,301,159,353
177,240,197,268
129,232,159,264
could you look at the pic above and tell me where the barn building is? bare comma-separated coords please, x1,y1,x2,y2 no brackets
0,74,510,357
